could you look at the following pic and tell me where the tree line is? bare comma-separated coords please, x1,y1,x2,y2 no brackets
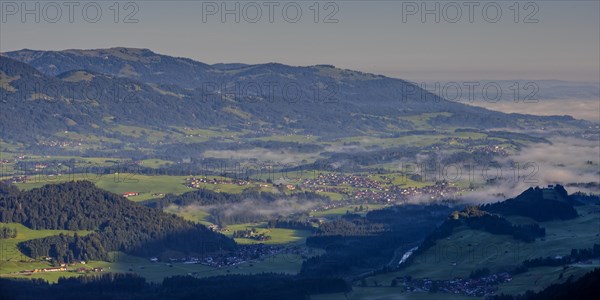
0,272,350,300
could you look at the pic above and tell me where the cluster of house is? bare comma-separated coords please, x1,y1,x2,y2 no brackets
21,265,104,275
184,177,251,188
33,163,48,171
149,244,285,268
302,173,459,203
38,140,82,148
121,192,140,198
2,175,29,184
308,201,351,215
182,172,460,205
397,273,512,297
75,267,105,273
351,189,404,203
302,173,382,189
24,267,68,273
310,186,345,195
473,144,509,156
389,183,459,202
440,137,508,154
1,158,71,181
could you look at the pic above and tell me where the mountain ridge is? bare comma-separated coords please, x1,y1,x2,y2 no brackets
1,48,593,145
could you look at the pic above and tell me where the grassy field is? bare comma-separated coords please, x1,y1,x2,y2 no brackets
1,250,308,283
224,222,313,245
249,168,331,183
0,223,92,261
13,155,120,165
311,204,388,219
401,112,454,128
0,222,309,283
53,131,121,147
379,174,434,189
15,174,190,201
173,127,245,139
187,181,252,194
163,205,213,226
1,270,84,282
110,125,169,143
315,191,345,201
95,174,190,201
0,140,22,152
334,135,446,148
0,223,92,279
253,134,318,143
96,251,308,283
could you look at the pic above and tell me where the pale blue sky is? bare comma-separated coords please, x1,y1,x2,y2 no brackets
1,1,599,81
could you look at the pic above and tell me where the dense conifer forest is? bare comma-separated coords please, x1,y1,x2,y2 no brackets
0,181,235,262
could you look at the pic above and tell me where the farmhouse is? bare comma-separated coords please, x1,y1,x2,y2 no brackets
32,267,67,273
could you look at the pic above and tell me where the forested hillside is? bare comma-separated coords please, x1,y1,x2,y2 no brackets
0,181,235,262
482,185,579,221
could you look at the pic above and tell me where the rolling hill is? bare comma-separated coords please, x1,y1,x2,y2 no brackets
359,186,600,298
482,185,579,221
1,48,590,144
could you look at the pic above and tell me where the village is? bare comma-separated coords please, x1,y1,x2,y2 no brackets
395,272,512,297
296,173,461,203
184,176,252,188
9,244,308,278
147,244,310,268
184,172,461,205
15,260,105,276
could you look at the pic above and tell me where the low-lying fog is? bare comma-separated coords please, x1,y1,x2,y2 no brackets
467,98,600,122
463,137,600,203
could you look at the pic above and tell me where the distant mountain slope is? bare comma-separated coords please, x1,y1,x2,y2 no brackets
482,185,578,221
3,47,218,88
0,181,235,261
0,57,234,142
0,48,591,143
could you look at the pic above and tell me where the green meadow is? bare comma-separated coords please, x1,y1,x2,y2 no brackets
0,223,92,279
0,222,311,283
224,222,313,245
163,205,213,225
311,204,388,219
0,223,91,261
15,174,191,201
97,251,308,283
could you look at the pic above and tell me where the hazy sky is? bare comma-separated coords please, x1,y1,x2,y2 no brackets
1,1,599,81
